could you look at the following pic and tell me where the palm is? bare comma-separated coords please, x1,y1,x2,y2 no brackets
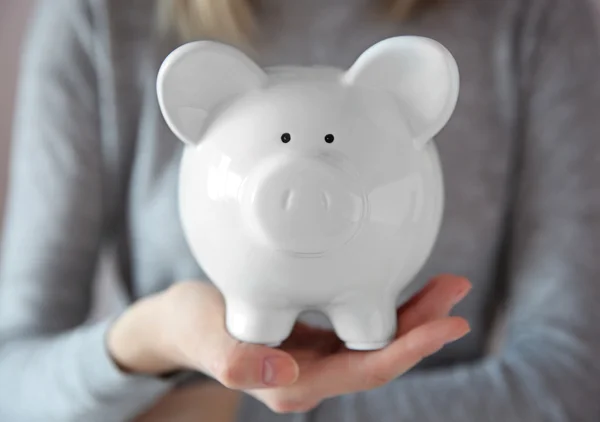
246,275,471,411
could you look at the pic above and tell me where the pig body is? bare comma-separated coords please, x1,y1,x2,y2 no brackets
158,37,459,349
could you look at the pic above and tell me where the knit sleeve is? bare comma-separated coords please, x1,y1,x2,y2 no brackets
0,1,173,420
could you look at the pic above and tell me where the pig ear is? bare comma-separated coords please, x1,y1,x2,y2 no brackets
157,41,267,145
344,36,459,149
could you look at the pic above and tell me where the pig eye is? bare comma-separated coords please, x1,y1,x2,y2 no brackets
325,134,335,144
281,133,291,143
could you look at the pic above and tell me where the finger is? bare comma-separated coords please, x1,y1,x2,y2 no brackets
398,275,471,335
362,316,471,384
292,316,470,400
199,335,300,390
246,388,323,415
398,274,470,313
184,293,300,390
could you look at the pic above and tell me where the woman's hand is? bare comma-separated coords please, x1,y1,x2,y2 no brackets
108,281,300,386
107,275,471,414
246,275,471,412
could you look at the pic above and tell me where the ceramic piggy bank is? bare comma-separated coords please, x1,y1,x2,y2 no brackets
157,36,459,350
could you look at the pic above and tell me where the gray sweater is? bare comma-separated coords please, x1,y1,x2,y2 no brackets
1,0,600,421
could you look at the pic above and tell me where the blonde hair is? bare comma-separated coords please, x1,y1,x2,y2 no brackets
160,0,433,50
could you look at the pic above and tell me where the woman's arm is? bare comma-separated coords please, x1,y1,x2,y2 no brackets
0,2,172,420
310,1,600,421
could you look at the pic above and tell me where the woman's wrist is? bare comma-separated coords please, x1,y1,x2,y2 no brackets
107,294,183,376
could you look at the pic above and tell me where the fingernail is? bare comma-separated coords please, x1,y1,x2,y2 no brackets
263,357,298,386
451,284,472,307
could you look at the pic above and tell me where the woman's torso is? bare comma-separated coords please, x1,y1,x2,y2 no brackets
97,0,524,416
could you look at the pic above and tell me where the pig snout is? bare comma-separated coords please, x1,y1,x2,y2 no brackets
241,156,366,255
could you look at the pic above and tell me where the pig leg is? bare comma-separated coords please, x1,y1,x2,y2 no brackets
225,300,299,347
327,297,397,351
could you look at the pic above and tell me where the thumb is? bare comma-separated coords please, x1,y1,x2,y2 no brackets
165,281,299,389
202,338,300,390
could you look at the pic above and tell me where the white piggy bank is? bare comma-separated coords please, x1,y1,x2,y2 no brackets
157,36,459,350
